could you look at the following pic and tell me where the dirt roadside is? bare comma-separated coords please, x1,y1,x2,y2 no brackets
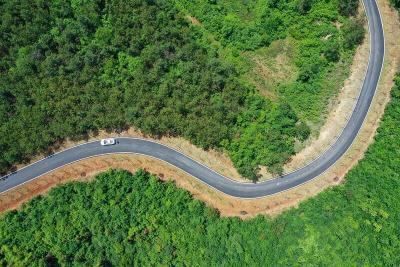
258,3,369,180
1,0,399,218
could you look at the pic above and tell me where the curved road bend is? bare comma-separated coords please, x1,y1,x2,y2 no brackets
0,0,384,198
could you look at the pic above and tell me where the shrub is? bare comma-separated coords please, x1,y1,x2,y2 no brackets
343,18,365,49
339,0,360,17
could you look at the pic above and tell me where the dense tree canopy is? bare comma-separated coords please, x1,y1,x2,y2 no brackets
1,75,399,265
0,0,363,180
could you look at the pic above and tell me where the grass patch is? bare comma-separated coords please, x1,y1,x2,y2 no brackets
244,38,299,100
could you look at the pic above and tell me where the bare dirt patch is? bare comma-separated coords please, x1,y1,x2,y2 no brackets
1,0,398,218
186,15,202,26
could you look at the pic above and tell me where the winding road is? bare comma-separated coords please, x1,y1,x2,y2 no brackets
0,0,385,198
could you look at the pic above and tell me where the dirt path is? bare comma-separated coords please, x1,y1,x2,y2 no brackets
1,0,399,218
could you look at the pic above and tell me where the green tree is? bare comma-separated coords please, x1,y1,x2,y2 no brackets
339,0,360,16
343,18,365,49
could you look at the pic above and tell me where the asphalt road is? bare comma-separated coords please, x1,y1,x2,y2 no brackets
0,0,384,198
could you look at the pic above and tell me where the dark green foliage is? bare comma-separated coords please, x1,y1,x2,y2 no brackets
297,0,314,14
0,0,306,180
1,75,400,265
297,62,321,83
324,42,341,62
339,0,360,16
391,0,400,9
226,99,304,179
343,18,366,49
296,121,311,141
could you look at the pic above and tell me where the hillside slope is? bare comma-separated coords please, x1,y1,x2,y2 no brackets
1,75,399,266
0,0,363,180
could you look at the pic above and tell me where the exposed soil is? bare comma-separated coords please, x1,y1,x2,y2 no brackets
1,0,399,218
186,15,201,26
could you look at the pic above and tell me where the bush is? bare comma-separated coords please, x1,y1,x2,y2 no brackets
297,62,321,83
324,43,340,62
339,0,360,17
297,0,314,14
343,18,365,49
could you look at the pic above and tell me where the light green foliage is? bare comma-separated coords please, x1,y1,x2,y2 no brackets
176,0,363,123
1,75,400,265
225,96,306,179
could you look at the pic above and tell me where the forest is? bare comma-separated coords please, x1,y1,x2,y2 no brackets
0,0,363,180
1,74,399,266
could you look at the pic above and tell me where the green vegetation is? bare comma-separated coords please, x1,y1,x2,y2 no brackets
1,75,400,265
174,0,365,123
391,0,400,9
339,0,360,17
0,0,363,180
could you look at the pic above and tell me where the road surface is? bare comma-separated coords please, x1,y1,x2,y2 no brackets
0,0,384,198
